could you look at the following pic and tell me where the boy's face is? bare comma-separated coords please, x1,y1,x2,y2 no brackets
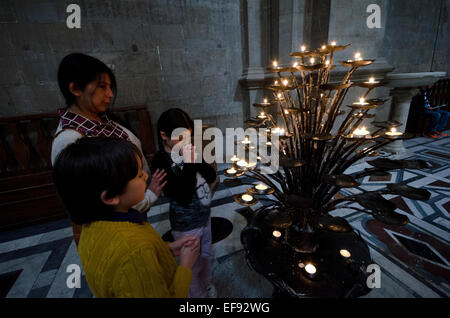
116,155,148,211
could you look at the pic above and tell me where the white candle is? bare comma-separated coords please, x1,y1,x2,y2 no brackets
321,45,326,50
230,155,239,162
274,80,279,85
258,112,267,119
325,60,330,66
354,52,362,61
263,98,268,104
277,93,283,99
272,230,281,238
273,60,278,68
369,77,375,83
255,183,268,191
304,263,317,274
241,194,253,202
292,61,298,68
354,97,368,105
340,249,351,258
237,160,248,168
279,128,285,136
353,127,370,136
301,45,306,52
246,162,257,168
331,41,337,46
283,79,289,86
310,57,315,64
386,127,403,136
226,167,236,174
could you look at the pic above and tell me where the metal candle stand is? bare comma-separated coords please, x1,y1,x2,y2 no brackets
225,43,432,298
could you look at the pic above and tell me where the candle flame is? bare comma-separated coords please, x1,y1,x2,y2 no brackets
304,263,317,274
273,60,278,67
283,79,288,86
301,45,306,52
331,41,337,46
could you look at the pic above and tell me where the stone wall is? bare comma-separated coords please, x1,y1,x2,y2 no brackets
0,0,244,134
0,0,448,131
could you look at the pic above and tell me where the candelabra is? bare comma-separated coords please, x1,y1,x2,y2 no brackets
226,43,432,297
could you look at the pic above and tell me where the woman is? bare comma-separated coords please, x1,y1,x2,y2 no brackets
52,53,166,244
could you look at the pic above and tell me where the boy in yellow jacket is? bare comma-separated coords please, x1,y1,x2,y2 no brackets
53,137,199,297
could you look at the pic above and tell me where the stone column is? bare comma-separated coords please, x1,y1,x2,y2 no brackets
382,88,418,153
241,0,270,119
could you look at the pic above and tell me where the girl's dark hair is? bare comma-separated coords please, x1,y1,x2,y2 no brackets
156,108,194,150
53,137,142,225
57,53,117,106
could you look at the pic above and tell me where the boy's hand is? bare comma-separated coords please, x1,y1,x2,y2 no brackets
168,236,199,256
148,169,167,197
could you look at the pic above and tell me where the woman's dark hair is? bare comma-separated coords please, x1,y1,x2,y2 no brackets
57,53,117,106
53,137,142,225
156,108,194,150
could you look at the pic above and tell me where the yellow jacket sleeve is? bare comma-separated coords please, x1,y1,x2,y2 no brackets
112,246,192,298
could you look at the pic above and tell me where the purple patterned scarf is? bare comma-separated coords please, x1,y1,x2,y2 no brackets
58,109,130,141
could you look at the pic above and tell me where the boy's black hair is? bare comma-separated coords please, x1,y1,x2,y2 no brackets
57,53,117,107
53,137,142,225
156,108,194,150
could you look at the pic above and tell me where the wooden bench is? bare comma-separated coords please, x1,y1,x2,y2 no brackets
0,105,155,232
405,78,450,136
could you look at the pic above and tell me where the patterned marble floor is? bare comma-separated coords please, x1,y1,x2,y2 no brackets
0,132,449,298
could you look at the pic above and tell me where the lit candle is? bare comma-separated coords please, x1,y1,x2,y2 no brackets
284,109,289,115
292,61,298,68
241,194,253,202
246,162,257,169
226,167,236,174
263,98,268,104
321,44,326,50
273,60,278,68
255,183,268,191
354,52,362,61
325,60,330,66
369,77,376,83
230,155,239,162
274,80,279,85
277,93,283,100
301,45,306,52
385,127,403,136
310,57,315,64
272,230,281,238
237,160,248,168
279,128,285,136
304,263,317,274
331,41,337,46
283,79,289,86
353,127,370,136
258,112,267,119
340,249,351,258
242,137,251,144
354,97,368,105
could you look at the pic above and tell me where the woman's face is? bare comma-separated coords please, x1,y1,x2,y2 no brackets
75,72,114,115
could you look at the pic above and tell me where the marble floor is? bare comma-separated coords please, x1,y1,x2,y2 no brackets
0,132,449,298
